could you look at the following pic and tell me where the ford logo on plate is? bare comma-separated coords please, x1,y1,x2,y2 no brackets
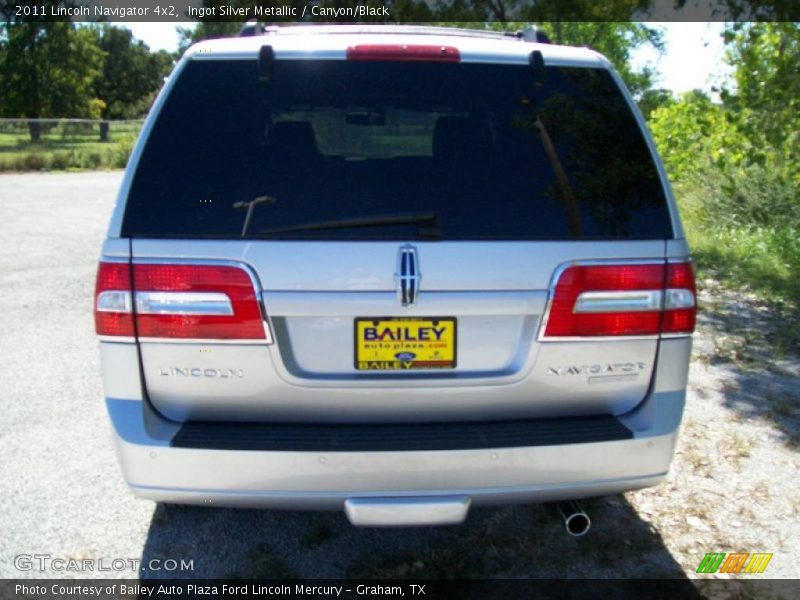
395,352,416,361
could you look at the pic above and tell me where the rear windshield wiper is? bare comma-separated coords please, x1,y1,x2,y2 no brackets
233,195,276,237
256,212,442,238
528,49,582,238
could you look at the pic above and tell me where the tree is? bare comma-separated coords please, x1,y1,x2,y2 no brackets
177,21,242,55
638,87,674,118
0,20,104,141
535,22,664,96
649,90,731,181
91,25,173,140
721,0,800,20
648,22,800,231
721,23,799,172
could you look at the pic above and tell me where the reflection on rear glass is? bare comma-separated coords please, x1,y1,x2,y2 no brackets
123,60,672,240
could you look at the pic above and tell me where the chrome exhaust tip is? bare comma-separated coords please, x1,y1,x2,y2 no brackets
555,500,591,537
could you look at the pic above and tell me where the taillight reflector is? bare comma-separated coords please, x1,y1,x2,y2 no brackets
542,262,696,338
93,261,268,341
346,44,461,63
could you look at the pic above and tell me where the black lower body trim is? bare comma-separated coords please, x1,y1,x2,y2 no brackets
170,415,633,452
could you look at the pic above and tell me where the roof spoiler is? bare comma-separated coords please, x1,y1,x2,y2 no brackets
258,45,274,80
529,50,546,86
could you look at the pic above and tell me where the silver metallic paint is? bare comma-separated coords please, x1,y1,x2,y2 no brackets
98,29,694,523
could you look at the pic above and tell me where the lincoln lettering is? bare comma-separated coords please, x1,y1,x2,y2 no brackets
158,367,244,379
363,326,446,342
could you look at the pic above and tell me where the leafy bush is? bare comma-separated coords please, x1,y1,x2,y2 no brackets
19,152,47,170
49,152,71,170
0,142,132,172
713,164,798,229
113,135,136,168
673,162,799,231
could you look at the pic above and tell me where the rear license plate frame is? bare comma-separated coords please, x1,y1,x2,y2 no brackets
354,317,457,371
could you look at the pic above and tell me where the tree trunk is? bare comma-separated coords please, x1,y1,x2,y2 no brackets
99,121,110,142
28,120,41,143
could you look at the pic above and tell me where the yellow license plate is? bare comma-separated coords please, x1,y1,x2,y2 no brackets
355,317,457,370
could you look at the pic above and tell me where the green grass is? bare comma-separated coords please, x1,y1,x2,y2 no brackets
688,224,800,304
682,212,800,357
0,123,140,172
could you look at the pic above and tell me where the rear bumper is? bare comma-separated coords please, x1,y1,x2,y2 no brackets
106,387,684,521
130,474,666,513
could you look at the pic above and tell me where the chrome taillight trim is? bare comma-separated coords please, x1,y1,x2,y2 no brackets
136,337,269,345
135,291,234,316
97,335,136,343
573,290,663,313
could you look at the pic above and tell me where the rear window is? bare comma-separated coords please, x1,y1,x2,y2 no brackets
121,58,673,240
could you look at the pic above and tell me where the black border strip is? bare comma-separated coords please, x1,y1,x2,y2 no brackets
171,414,632,451
4,1,800,23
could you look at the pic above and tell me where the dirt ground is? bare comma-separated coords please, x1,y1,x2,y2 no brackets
625,280,799,581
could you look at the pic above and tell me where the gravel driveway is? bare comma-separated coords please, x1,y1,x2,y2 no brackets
1,172,797,584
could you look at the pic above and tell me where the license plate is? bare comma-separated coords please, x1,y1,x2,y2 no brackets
355,317,457,370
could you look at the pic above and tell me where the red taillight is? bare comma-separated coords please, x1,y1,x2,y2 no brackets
662,262,697,334
133,264,265,340
94,261,135,337
346,44,461,63
542,262,696,338
93,261,268,341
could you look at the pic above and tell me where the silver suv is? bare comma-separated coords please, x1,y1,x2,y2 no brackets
95,25,695,529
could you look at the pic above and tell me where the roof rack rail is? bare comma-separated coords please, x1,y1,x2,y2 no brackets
238,24,552,43
514,26,551,44
239,20,264,37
